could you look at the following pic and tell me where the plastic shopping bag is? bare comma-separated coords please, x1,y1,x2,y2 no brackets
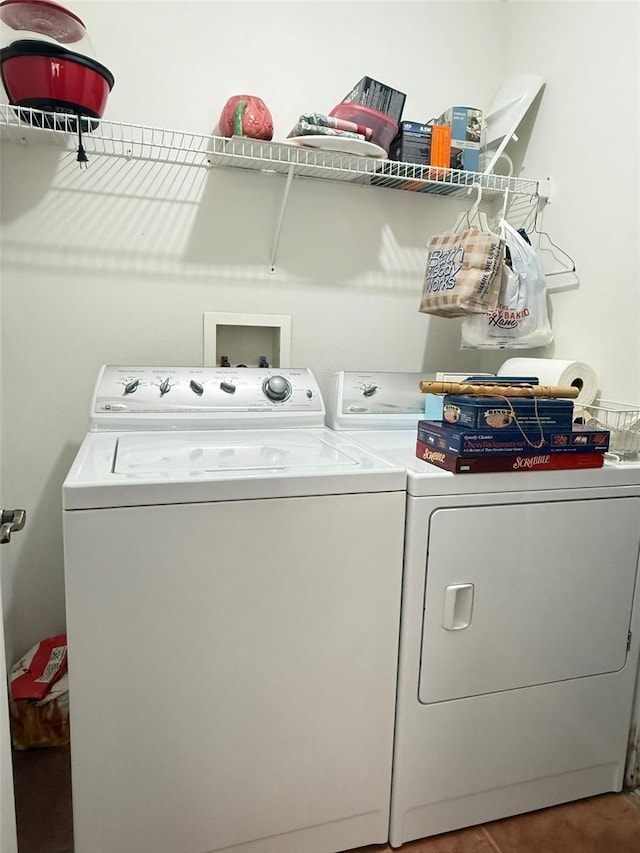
419,226,504,318
460,220,553,349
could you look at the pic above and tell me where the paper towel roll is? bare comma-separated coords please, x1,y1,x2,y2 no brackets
572,408,593,425
497,358,599,405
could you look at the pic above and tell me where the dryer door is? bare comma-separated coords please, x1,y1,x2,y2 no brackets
418,497,640,704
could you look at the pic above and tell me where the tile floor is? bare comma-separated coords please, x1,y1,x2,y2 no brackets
12,745,640,853
349,791,640,853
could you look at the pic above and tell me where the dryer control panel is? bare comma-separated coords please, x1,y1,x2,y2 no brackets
90,366,325,430
327,371,434,431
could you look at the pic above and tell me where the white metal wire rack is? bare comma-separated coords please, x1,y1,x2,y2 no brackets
583,402,640,461
1,104,550,272
0,104,542,199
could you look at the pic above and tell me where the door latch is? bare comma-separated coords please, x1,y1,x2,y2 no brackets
0,509,26,544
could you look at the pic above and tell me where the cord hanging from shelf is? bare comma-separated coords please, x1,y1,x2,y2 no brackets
75,115,89,167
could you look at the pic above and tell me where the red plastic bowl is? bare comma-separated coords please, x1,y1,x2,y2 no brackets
0,40,114,119
329,102,398,153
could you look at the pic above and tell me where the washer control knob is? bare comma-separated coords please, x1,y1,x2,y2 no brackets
159,378,172,396
220,381,236,394
362,384,378,397
124,379,139,395
190,380,204,396
263,375,292,402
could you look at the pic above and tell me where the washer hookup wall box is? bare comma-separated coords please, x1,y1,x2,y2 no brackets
203,312,292,368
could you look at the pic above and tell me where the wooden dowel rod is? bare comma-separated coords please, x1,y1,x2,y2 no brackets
419,381,579,399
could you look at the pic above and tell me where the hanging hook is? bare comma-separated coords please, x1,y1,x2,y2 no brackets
532,198,577,277
467,181,482,206
500,188,509,221
464,182,483,228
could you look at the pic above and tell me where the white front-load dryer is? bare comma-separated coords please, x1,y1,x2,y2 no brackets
327,370,640,847
62,366,407,853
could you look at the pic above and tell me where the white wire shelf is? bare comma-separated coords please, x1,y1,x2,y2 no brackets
0,104,542,199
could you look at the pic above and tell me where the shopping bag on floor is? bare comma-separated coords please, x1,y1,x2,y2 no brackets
9,635,70,749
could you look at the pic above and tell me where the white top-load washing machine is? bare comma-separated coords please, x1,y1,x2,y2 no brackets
62,366,407,853
327,370,640,847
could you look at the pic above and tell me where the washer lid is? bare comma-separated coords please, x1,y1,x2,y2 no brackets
63,428,406,509
114,430,360,475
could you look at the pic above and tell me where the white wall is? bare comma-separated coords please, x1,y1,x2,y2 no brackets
486,0,640,392
0,0,638,658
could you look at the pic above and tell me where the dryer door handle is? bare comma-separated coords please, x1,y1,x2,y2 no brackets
442,583,474,631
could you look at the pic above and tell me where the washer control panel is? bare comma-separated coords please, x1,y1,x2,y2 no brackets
90,366,324,430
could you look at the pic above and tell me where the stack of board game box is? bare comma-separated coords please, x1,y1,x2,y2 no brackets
416,379,610,474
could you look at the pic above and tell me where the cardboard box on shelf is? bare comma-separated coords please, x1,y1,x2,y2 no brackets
340,76,406,126
389,121,450,171
429,124,451,169
438,106,482,172
389,120,432,165
372,122,451,193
